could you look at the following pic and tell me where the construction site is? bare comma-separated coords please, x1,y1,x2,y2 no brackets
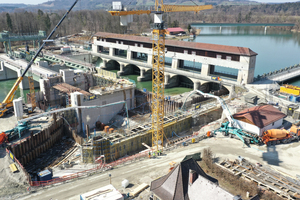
1,1,300,200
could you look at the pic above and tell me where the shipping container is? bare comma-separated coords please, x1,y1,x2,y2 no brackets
38,169,52,181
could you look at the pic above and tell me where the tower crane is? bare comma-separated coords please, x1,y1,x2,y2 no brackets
108,1,213,151
0,0,78,118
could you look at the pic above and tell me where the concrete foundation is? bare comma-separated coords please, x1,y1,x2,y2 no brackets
81,106,222,164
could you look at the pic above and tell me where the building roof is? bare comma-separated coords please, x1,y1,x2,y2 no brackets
94,32,257,56
150,158,218,200
167,27,185,32
232,104,286,128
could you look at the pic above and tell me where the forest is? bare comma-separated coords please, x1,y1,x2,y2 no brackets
0,2,299,41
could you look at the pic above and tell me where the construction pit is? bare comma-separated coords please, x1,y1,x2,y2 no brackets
1,72,300,199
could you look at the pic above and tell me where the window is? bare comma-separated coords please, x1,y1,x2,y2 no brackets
272,122,275,126
226,56,232,61
131,142,133,146
124,145,126,149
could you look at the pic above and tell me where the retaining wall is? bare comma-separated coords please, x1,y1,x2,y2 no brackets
6,118,64,166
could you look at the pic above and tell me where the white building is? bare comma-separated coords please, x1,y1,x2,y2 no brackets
232,104,286,136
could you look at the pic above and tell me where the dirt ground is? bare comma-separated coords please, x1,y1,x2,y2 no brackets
0,148,29,199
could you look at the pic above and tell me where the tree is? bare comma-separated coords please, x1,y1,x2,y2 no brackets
187,24,192,32
237,12,242,23
171,20,179,27
6,13,13,31
44,14,51,32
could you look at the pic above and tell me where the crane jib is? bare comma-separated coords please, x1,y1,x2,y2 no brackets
20,0,78,78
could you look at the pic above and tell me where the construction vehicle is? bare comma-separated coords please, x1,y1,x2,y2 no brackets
108,1,213,151
0,0,78,118
182,90,300,146
182,90,264,145
4,121,41,143
261,126,300,146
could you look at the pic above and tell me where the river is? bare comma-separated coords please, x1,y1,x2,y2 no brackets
1,25,300,102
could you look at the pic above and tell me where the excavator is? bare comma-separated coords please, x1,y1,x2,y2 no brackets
0,0,78,118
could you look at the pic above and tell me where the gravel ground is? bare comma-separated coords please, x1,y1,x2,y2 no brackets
0,148,29,200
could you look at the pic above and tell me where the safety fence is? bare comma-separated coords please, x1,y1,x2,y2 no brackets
5,148,32,185
28,150,150,187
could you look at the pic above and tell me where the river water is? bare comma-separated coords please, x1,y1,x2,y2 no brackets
1,26,300,102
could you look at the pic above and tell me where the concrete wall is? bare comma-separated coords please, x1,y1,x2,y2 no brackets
0,61,18,80
67,54,93,63
71,87,135,133
109,116,191,162
60,69,94,90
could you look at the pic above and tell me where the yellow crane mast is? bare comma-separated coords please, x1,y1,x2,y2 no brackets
109,1,212,151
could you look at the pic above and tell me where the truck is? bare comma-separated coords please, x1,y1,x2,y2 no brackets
261,126,300,146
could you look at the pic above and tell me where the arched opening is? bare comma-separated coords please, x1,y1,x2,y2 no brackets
199,82,229,96
123,64,140,75
106,60,120,70
168,75,194,89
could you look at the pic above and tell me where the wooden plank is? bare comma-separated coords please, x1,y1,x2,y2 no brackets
9,163,18,173
130,183,149,197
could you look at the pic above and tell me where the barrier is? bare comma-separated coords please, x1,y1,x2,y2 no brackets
29,150,150,187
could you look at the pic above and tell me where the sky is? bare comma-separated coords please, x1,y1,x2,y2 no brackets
0,0,299,4
0,0,47,4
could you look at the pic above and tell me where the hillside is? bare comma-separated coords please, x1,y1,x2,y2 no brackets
27,0,258,11
0,4,27,12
